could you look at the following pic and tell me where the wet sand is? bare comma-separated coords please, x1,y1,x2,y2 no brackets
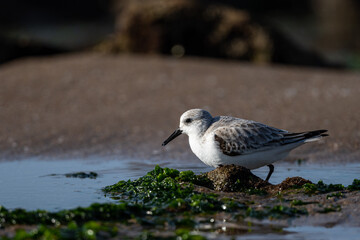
0,53,359,162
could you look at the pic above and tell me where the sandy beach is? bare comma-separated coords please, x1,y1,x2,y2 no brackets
0,53,359,162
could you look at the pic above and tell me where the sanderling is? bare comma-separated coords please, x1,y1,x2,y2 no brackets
162,109,328,181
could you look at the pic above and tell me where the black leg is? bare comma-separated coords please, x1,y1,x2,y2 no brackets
265,164,274,182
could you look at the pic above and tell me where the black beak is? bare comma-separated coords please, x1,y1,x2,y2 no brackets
162,128,183,146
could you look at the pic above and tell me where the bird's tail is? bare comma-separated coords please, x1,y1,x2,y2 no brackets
283,129,328,144
304,129,328,142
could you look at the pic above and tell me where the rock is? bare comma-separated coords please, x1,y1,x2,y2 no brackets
205,165,270,192
97,0,271,63
65,171,98,179
196,165,312,194
277,177,312,191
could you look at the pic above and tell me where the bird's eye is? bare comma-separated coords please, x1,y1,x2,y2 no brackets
185,118,192,124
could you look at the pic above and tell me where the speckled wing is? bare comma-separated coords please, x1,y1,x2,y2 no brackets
213,121,288,156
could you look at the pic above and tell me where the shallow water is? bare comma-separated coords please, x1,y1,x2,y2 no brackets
0,157,359,211
237,225,360,240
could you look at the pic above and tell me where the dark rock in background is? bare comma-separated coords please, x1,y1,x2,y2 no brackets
97,0,272,63
1,0,359,68
95,0,360,68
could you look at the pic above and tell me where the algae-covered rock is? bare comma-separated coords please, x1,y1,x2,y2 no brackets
277,177,312,190
270,176,312,194
205,165,270,192
200,165,314,194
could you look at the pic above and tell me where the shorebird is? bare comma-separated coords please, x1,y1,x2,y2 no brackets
162,109,328,181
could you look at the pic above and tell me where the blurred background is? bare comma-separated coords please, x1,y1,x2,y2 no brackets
1,0,360,161
1,0,360,69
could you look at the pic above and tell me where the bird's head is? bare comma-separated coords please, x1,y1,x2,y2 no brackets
162,109,213,146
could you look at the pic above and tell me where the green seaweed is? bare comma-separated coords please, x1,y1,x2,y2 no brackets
232,179,268,195
175,229,206,240
302,181,344,195
347,179,360,191
103,165,231,213
326,192,344,199
11,225,61,240
290,200,317,206
1,221,118,240
178,171,213,188
318,205,341,214
296,159,305,166
245,188,267,196
0,203,144,227
245,205,307,219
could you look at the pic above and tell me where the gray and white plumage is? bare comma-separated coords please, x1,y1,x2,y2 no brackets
162,109,328,180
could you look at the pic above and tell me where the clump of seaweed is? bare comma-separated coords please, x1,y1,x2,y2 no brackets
103,165,241,213
0,203,143,227
302,181,344,195
347,179,360,191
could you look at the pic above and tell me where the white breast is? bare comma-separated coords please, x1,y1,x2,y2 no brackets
188,133,222,167
188,135,203,161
